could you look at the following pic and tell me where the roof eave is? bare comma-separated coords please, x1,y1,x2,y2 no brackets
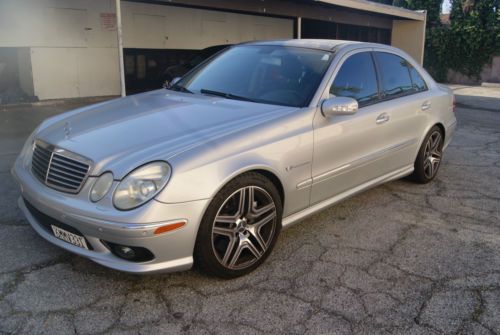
315,0,427,21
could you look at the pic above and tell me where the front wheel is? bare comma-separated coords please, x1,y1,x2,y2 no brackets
194,173,282,278
410,126,444,183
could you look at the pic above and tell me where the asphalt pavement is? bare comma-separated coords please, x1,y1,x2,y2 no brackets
0,87,499,334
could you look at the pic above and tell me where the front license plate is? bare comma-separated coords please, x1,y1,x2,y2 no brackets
51,225,88,250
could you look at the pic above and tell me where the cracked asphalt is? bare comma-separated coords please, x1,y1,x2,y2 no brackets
0,86,499,335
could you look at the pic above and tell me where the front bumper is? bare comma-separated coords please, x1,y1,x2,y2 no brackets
12,157,210,274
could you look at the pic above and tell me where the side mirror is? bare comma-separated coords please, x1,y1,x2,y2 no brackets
321,97,358,117
163,77,181,89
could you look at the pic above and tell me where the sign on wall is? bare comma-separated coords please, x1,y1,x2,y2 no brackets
100,13,116,31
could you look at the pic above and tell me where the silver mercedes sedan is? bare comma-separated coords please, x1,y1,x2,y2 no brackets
12,40,456,278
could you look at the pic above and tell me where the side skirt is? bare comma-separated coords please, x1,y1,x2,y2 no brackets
281,164,414,228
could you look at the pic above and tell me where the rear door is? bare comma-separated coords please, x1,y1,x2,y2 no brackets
370,51,430,173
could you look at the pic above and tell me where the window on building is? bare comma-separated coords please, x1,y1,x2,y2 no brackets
301,18,337,39
374,52,414,99
376,29,391,45
338,24,360,41
301,19,391,45
330,52,379,106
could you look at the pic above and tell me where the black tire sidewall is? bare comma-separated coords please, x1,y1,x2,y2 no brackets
194,172,282,278
412,125,444,184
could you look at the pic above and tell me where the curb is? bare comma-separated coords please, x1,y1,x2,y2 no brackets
481,82,500,88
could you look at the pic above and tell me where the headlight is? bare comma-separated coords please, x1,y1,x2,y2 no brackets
113,162,171,210
90,172,114,202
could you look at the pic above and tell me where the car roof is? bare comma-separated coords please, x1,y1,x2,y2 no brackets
240,39,391,52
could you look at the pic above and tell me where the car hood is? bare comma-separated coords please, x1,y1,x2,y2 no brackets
37,89,296,177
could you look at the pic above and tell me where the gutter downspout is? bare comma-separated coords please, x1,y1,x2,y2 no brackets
116,0,126,97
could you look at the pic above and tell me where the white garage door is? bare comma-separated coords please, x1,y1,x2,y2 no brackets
31,47,120,100
122,3,294,49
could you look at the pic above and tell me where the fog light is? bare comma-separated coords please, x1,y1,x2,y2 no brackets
104,241,155,262
114,245,135,260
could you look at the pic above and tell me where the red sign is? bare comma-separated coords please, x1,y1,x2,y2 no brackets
100,13,116,31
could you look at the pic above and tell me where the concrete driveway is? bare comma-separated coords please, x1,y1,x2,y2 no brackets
0,87,499,335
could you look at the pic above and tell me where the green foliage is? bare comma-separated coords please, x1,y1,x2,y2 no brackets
494,0,500,53
424,26,451,81
395,0,500,82
445,0,499,79
393,0,443,26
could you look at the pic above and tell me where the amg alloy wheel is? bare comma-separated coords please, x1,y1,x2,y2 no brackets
423,130,443,179
195,173,282,278
411,126,444,183
211,186,276,270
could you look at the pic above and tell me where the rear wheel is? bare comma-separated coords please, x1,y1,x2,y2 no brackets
411,126,444,183
194,173,282,278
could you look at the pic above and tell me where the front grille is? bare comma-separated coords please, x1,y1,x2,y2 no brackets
24,198,93,250
31,140,91,194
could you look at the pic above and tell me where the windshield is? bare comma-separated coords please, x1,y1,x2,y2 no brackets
174,45,333,107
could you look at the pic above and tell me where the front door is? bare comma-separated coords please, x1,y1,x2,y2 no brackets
311,50,390,205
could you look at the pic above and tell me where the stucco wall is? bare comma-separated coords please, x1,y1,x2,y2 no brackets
391,19,426,65
447,56,500,85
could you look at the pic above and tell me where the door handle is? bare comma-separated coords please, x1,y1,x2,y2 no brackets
376,113,390,124
421,101,431,111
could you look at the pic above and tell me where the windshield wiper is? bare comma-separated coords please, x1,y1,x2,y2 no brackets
169,85,193,94
200,89,256,102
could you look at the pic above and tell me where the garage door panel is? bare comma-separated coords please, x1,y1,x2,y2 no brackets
122,3,293,49
31,47,79,100
201,19,230,46
129,13,167,49
77,48,120,97
43,7,88,47
31,47,120,100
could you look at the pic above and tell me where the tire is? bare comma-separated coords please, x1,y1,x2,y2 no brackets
410,125,444,184
194,172,282,278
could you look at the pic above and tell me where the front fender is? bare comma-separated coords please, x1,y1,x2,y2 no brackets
154,108,315,217
155,153,285,204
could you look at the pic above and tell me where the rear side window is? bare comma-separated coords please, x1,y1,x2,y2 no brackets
330,52,379,106
409,66,428,92
374,52,414,99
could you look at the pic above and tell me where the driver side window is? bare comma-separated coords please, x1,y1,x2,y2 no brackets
330,52,379,107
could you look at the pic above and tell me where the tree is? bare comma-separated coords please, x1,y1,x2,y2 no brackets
395,0,500,81
446,0,499,78
393,0,443,27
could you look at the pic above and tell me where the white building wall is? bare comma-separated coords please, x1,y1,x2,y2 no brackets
0,0,293,100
